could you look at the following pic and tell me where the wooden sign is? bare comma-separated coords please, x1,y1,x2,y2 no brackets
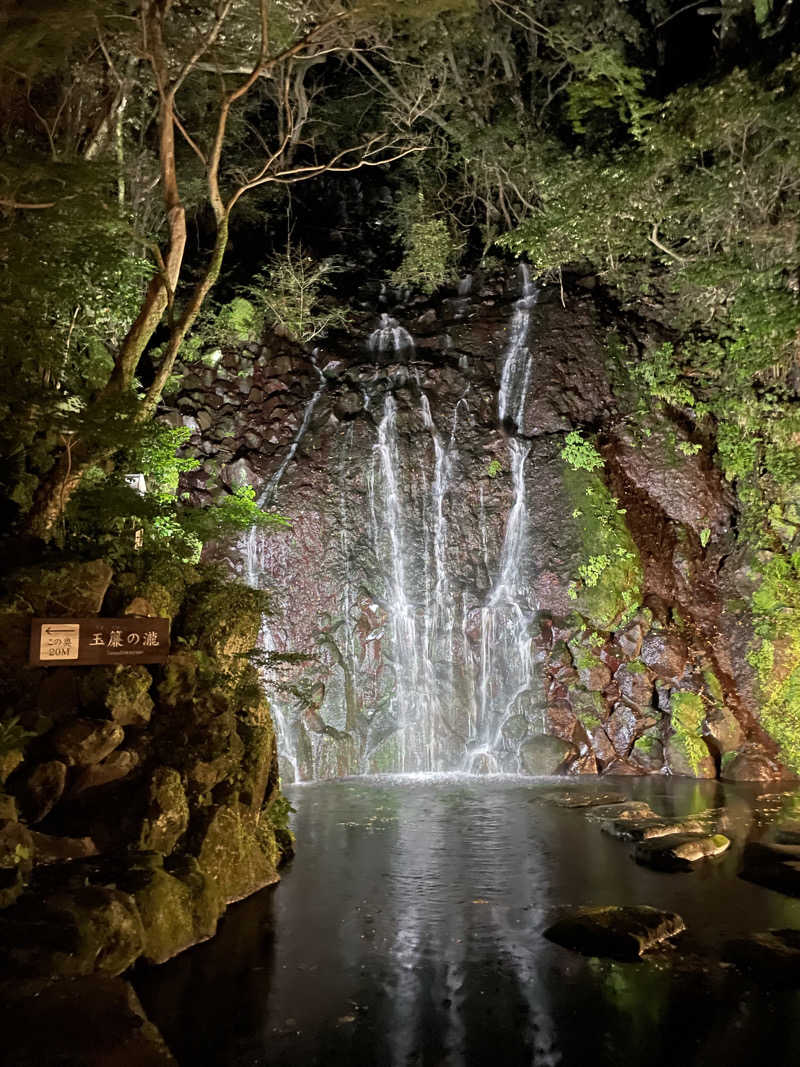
29,617,171,667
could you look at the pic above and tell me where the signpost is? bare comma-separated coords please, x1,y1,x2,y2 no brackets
29,617,171,667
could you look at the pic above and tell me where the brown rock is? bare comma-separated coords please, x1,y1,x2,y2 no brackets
614,664,654,710
0,886,144,978
722,743,789,782
52,720,124,767
602,759,641,776
640,633,688,682
72,749,141,794
20,760,67,823
665,736,716,779
544,905,685,960
29,831,97,865
605,704,639,757
195,804,279,905
616,623,644,659
137,768,189,855
519,735,577,775
545,701,578,742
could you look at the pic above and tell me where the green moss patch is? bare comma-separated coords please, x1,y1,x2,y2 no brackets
562,465,643,631
670,692,708,775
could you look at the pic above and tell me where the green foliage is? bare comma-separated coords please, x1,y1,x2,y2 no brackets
216,298,259,345
564,43,654,140
744,551,800,771
0,715,33,758
485,459,503,478
700,527,711,548
243,248,350,344
392,193,462,294
563,464,642,629
560,431,604,472
266,793,296,834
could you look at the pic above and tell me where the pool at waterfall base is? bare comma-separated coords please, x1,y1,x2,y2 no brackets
136,774,800,1066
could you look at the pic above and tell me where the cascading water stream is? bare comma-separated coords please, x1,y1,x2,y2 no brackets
244,268,544,778
468,266,540,772
371,392,426,770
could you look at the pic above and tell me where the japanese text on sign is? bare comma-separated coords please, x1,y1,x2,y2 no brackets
29,617,170,667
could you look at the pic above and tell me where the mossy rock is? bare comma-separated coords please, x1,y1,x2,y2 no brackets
520,734,576,775
120,863,222,964
667,691,715,777
181,578,265,662
10,560,113,617
0,886,144,978
80,665,154,727
194,803,279,905
237,721,278,813
136,768,189,855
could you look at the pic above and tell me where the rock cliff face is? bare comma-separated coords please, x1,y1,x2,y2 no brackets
0,561,292,982
171,270,793,783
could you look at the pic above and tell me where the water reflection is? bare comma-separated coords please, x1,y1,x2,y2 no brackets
137,775,800,1066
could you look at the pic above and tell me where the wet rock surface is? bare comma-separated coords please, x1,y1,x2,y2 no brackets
544,904,686,960
165,271,780,781
633,832,731,871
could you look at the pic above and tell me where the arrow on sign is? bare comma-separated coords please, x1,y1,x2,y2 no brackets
45,627,77,634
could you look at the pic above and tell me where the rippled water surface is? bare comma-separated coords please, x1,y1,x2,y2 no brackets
137,775,800,1066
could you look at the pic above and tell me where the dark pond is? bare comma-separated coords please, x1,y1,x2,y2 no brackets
136,774,800,1066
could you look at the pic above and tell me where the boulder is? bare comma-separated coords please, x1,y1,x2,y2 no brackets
705,703,744,754
721,743,788,782
605,704,640,757
104,666,155,727
640,633,688,682
519,735,576,775
601,815,705,842
602,759,641,775
51,719,124,767
0,976,178,1066
0,818,34,876
665,735,717,779
118,862,222,964
633,832,731,871
29,830,97,865
194,804,279,905
14,559,113,616
137,768,189,855
585,801,655,822
616,622,644,660
0,886,144,977
629,734,665,773
19,760,67,823
614,663,654,711
72,748,141,794
544,905,685,961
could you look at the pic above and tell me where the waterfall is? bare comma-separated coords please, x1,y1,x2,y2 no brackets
371,392,426,770
468,265,539,772
257,356,326,507
368,314,415,355
244,266,545,778
497,264,538,432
